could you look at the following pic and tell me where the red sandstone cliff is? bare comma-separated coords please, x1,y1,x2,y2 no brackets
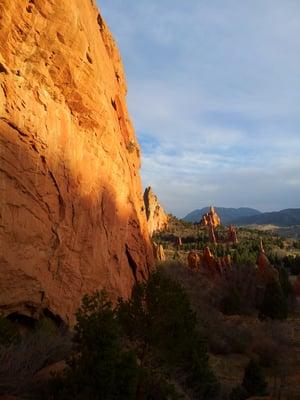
143,186,169,236
0,0,153,323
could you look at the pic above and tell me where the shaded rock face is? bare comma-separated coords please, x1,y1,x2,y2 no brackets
0,0,153,323
143,187,168,236
257,239,272,272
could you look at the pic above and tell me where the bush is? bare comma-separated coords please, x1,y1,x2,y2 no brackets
242,359,268,397
229,385,248,400
118,271,219,399
282,255,300,275
0,316,20,346
259,281,288,320
230,359,268,400
0,318,70,396
220,288,243,315
51,272,218,399
219,265,261,316
56,291,140,400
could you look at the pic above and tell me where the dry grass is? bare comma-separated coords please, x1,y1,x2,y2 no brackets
0,322,71,396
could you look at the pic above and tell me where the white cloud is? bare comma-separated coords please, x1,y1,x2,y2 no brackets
99,0,300,216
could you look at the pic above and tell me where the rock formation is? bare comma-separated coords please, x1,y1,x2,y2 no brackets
257,239,278,283
202,246,219,271
208,221,217,244
227,225,238,244
187,246,231,276
257,239,272,271
0,0,153,324
143,186,168,236
187,251,200,270
152,242,165,262
200,206,221,228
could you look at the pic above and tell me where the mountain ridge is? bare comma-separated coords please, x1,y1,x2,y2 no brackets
231,208,300,226
183,207,261,224
183,207,300,227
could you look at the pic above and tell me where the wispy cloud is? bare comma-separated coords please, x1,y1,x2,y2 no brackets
99,0,300,216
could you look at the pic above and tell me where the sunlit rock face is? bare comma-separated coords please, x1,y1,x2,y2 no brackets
0,0,153,324
152,242,165,262
200,206,221,228
143,187,169,236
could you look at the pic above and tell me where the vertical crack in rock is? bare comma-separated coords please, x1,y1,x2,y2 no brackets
125,245,138,283
47,171,65,274
100,193,109,239
48,170,66,221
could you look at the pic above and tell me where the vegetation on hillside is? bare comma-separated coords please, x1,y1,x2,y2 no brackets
49,271,219,400
1,214,299,400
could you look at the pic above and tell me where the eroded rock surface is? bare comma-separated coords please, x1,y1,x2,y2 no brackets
200,206,221,228
0,0,153,323
152,242,165,262
143,186,168,236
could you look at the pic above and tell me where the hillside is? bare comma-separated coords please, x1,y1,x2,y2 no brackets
183,207,261,224
232,208,300,226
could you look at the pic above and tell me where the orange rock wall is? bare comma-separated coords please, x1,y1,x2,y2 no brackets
144,186,169,236
0,0,153,323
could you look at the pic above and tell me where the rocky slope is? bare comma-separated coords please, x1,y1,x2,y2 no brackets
143,187,169,236
0,0,153,323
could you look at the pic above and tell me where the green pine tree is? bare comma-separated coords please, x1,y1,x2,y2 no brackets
117,271,219,399
58,291,139,399
259,280,288,320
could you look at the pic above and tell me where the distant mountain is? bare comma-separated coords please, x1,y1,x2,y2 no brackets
231,208,300,226
183,207,261,224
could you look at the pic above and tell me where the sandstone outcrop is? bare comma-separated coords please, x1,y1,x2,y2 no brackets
187,251,200,270
0,0,153,324
153,242,165,262
200,206,221,228
257,239,272,271
143,186,168,236
203,246,219,271
187,247,231,274
257,239,278,283
208,221,217,244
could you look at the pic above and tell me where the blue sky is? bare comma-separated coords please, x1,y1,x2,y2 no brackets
99,1,300,217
